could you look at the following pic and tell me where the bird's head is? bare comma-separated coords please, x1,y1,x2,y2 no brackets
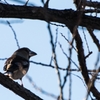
13,47,37,59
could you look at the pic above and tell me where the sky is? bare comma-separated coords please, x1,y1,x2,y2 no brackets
0,0,100,100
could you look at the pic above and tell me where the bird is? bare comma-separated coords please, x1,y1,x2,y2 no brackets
3,47,37,86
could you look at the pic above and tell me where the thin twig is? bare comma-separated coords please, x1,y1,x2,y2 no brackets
61,33,77,52
82,27,90,53
58,42,79,69
86,67,100,100
26,75,57,99
7,21,20,49
50,23,65,27
48,24,63,100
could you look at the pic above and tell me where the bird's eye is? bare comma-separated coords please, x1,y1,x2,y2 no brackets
22,61,28,65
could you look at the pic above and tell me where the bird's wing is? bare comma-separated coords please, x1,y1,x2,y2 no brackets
3,55,29,72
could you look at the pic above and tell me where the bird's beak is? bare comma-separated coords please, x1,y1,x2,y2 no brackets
29,51,37,57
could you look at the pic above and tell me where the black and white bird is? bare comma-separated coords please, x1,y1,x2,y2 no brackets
3,47,37,86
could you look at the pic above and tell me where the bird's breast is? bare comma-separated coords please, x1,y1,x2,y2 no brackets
11,68,28,80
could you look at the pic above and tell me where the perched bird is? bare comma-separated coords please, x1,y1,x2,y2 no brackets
3,47,37,86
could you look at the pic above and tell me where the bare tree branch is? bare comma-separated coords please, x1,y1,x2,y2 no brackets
87,28,100,51
1,1,100,100
0,72,42,100
69,26,100,100
48,24,63,100
74,0,100,9
0,3,100,30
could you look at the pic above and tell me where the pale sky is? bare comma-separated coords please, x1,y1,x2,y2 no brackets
0,0,99,100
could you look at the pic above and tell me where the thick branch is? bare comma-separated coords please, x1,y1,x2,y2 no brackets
0,3,100,30
69,27,100,99
69,27,89,84
90,85,100,100
0,72,42,100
